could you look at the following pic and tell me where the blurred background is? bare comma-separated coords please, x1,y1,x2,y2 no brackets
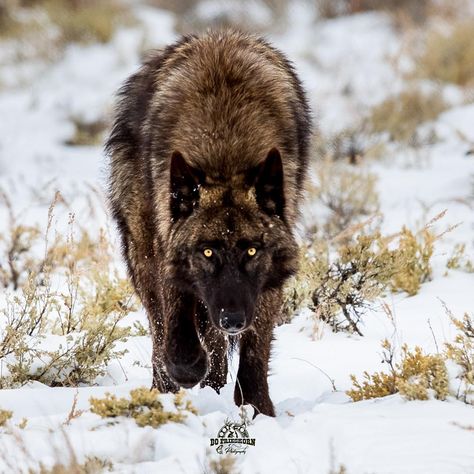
1,0,473,203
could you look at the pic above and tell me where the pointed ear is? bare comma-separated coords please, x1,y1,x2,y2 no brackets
170,151,204,221
253,148,285,219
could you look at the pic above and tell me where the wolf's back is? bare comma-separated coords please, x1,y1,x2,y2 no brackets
106,30,311,235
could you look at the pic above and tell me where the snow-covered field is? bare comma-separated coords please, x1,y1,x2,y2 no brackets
1,2,473,473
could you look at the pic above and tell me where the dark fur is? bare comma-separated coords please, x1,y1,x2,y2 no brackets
106,30,311,417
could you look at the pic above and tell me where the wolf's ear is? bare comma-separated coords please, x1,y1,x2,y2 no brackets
170,151,203,221
252,148,285,219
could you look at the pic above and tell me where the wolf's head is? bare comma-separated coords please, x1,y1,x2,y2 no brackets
166,148,298,335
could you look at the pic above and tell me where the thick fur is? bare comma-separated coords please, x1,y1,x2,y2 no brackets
106,30,311,417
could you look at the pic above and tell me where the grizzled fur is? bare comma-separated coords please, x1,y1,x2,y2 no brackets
106,30,311,417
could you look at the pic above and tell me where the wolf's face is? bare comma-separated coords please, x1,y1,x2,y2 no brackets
167,148,298,334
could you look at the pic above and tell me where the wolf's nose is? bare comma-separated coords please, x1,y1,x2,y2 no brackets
220,311,246,334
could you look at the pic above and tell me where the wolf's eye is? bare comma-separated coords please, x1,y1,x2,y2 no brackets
203,248,213,258
247,247,257,257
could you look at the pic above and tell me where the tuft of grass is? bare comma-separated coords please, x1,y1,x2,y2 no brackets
416,20,474,87
367,88,447,145
89,388,197,428
347,339,449,402
0,409,13,427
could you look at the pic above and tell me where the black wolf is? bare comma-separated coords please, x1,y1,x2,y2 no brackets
106,30,311,416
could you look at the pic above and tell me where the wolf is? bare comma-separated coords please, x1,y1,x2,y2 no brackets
105,30,311,417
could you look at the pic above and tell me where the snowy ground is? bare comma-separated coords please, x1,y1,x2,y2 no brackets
1,3,474,473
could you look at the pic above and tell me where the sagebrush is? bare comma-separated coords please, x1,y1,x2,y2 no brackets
347,339,449,401
348,310,474,404
0,194,136,388
283,223,437,334
89,388,197,428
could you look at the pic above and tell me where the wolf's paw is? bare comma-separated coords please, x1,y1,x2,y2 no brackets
165,348,208,388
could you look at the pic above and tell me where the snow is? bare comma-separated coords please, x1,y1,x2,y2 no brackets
1,3,474,474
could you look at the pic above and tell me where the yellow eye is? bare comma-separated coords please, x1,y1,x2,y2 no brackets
247,247,257,257
203,248,213,258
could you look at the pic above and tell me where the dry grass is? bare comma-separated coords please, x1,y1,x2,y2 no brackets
367,88,447,145
416,20,474,87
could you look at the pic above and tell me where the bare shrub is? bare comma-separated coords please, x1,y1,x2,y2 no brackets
311,159,380,238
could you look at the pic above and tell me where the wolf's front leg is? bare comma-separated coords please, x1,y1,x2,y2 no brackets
163,288,209,388
201,324,228,393
149,313,179,393
234,290,278,417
